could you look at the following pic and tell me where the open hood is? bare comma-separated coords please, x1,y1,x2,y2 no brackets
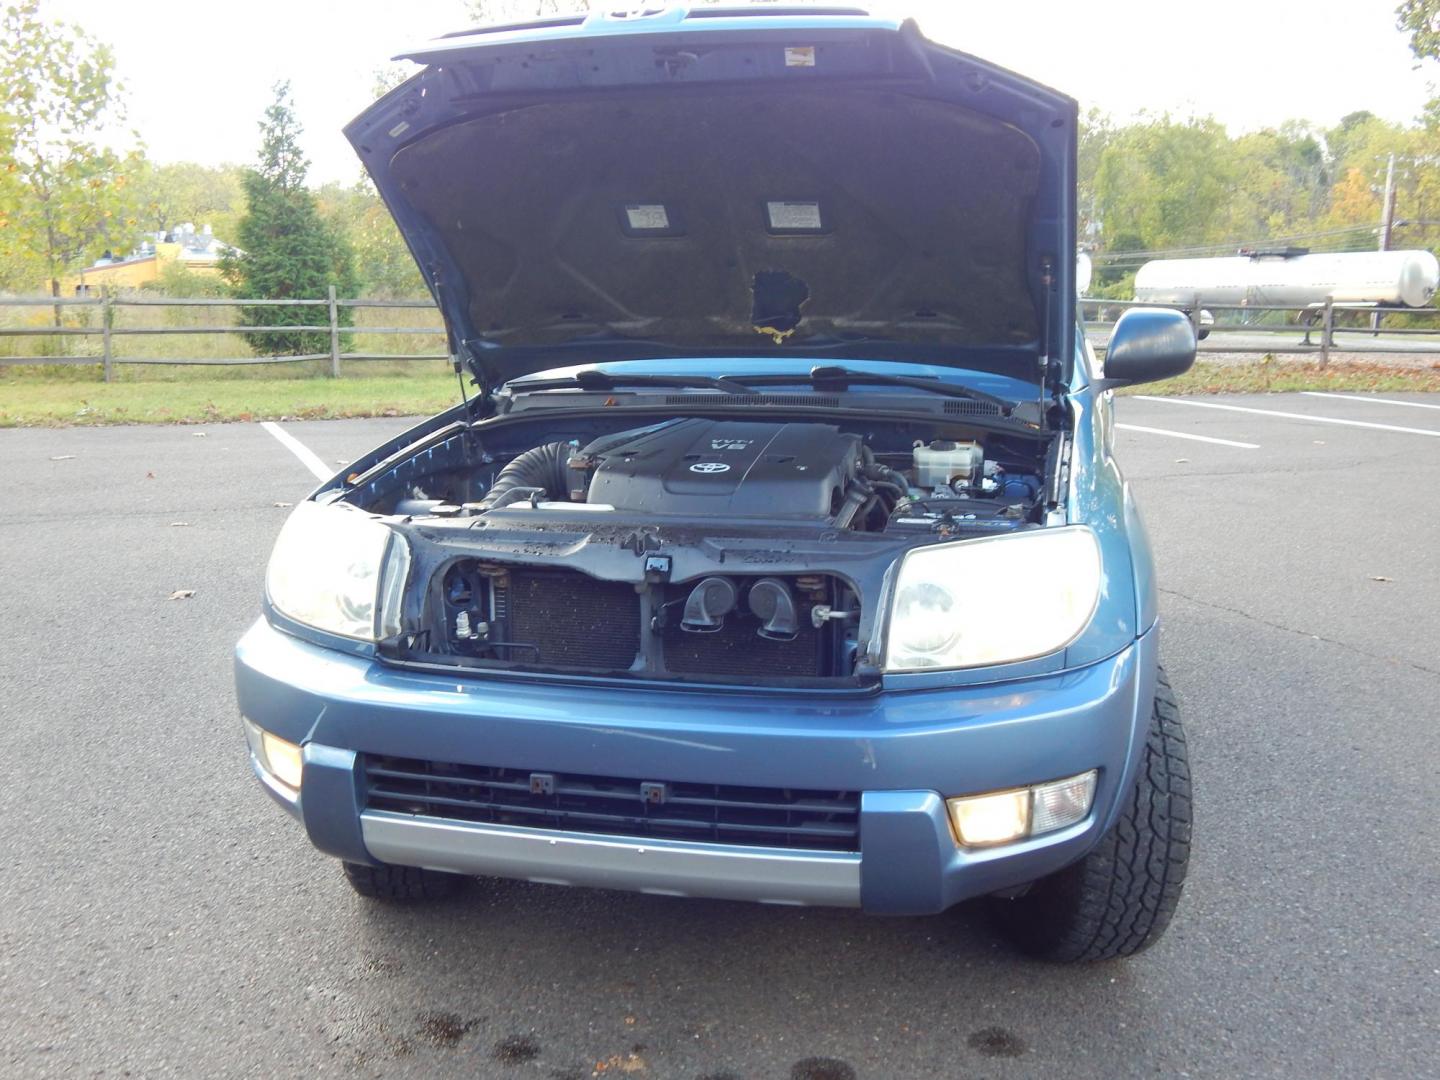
345,6,1077,394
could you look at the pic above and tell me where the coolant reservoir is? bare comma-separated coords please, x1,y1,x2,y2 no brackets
912,440,983,490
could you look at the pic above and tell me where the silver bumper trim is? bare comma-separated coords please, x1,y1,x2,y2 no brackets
359,810,862,907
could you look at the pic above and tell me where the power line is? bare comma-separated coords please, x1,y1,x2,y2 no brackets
1091,224,1378,264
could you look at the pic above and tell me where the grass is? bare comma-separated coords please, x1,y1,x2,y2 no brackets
0,371,463,427
1120,358,1440,396
2,356,1438,428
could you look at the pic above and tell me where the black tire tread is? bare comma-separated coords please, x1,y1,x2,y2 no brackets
342,861,464,901
991,666,1192,962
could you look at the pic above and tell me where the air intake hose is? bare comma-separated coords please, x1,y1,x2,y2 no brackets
479,441,575,508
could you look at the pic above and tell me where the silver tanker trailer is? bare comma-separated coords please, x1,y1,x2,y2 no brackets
1133,248,1439,339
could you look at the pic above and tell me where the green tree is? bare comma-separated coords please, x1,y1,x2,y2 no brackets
225,82,358,356
0,1,141,305
1077,108,1114,244
1397,0,1440,61
1092,115,1240,253
1223,123,1329,238
315,180,426,298
131,161,245,241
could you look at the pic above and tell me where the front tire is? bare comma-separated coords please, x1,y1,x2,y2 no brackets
989,667,1192,962
342,860,466,901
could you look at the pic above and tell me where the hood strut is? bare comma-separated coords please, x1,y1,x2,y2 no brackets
434,270,480,420
1038,254,1057,433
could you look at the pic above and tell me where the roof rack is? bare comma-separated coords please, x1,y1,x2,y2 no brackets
438,14,585,41
684,5,870,16
437,5,871,41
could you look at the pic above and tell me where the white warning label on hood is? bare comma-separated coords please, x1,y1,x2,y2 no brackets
766,201,824,231
624,204,671,231
784,46,816,67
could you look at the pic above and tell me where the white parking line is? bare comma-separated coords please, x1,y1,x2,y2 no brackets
1131,396,1440,439
260,421,332,481
1115,423,1259,449
1301,391,1440,412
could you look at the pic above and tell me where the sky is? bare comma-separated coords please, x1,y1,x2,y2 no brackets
47,0,1437,185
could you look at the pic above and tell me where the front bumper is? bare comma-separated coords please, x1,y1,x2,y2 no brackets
236,619,1157,915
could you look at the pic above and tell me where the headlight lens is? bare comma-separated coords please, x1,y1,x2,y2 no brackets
265,501,408,641
883,526,1101,671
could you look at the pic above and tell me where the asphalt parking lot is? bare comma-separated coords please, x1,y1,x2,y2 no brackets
2,392,1437,1079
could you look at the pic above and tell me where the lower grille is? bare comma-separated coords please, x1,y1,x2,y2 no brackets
363,755,861,852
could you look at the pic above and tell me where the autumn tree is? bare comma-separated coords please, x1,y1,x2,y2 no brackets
0,1,141,306
0,75,23,289
225,82,358,356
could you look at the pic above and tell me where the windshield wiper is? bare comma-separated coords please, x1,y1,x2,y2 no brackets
512,370,759,396
806,365,1017,416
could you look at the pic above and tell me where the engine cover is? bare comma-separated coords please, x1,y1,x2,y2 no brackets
583,419,862,520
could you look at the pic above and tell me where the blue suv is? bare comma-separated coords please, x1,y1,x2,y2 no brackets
236,5,1195,963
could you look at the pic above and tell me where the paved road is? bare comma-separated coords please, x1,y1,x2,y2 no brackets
2,393,1437,1079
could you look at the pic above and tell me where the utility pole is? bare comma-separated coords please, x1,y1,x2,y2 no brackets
1372,153,1399,334
1378,152,1397,252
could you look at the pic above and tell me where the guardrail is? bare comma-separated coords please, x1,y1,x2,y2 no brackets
1079,297,1440,366
3,290,1437,380
0,289,445,380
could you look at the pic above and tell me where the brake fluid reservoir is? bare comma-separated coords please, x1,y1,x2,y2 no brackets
912,440,983,490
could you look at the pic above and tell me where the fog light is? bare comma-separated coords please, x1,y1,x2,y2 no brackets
243,718,304,791
948,788,1031,847
1031,771,1097,835
947,769,1098,848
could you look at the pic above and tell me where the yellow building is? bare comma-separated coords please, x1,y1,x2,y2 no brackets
63,225,238,294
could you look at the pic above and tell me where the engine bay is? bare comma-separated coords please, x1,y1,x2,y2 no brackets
352,411,1056,685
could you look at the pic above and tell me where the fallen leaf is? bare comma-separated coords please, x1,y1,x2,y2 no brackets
624,1016,637,1026
168,589,196,600
1370,575,1393,583
49,454,76,461
273,501,293,508
145,471,156,479
170,522,190,527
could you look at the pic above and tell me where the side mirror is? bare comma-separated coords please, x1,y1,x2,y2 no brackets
1098,308,1197,388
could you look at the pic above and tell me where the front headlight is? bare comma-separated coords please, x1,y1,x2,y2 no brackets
265,501,409,641
883,526,1101,671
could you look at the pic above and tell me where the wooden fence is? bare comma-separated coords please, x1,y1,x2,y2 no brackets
3,289,1438,380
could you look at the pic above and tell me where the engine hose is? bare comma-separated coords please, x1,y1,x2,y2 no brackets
479,441,575,508
864,462,911,491
868,480,906,503
834,479,876,530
